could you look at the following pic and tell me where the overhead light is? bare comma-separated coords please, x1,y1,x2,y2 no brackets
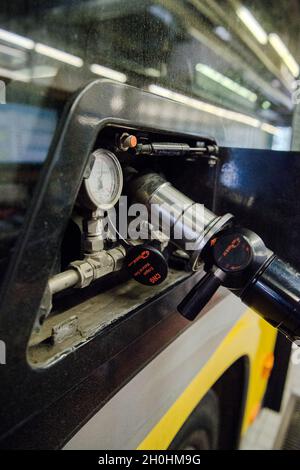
148,84,277,135
280,64,295,89
236,6,268,45
35,43,83,67
261,122,278,135
196,63,257,102
148,84,260,127
269,33,299,78
0,28,35,49
144,67,161,78
214,26,232,42
90,64,127,83
261,100,271,110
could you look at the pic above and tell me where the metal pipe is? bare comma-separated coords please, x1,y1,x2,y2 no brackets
48,245,126,295
48,269,80,295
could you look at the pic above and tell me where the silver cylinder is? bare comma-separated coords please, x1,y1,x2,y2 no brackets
130,173,232,268
48,269,80,295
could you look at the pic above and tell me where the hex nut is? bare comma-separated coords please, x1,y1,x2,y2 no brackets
83,218,105,236
84,236,104,253
70,260,94,288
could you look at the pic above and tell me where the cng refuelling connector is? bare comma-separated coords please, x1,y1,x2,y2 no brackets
128,172,300,342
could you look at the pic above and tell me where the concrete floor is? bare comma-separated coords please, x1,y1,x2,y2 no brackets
241,345,300,450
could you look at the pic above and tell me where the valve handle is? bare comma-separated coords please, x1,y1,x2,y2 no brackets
177,271,223,321
177,228,271,322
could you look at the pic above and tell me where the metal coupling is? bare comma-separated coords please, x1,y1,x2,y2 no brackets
69,260,94,289
48,245,126,295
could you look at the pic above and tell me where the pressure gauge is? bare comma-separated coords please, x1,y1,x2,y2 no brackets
80,149,123,210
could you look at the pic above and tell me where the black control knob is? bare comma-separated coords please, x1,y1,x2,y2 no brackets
126,244,168,286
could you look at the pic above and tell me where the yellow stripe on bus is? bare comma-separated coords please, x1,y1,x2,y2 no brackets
137,309,276,450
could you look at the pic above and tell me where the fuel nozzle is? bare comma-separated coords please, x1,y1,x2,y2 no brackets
178,228,272,319
128,171,300,342
178,227,300,342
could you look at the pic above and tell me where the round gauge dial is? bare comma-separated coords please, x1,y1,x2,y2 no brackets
83,149,123,210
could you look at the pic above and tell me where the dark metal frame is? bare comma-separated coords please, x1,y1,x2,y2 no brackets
0,80,222,447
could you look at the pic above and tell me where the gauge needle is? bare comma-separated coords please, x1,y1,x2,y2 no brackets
98,164,104,190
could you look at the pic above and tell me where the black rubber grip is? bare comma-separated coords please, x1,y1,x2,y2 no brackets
177,271,222,321
242,257,300,341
